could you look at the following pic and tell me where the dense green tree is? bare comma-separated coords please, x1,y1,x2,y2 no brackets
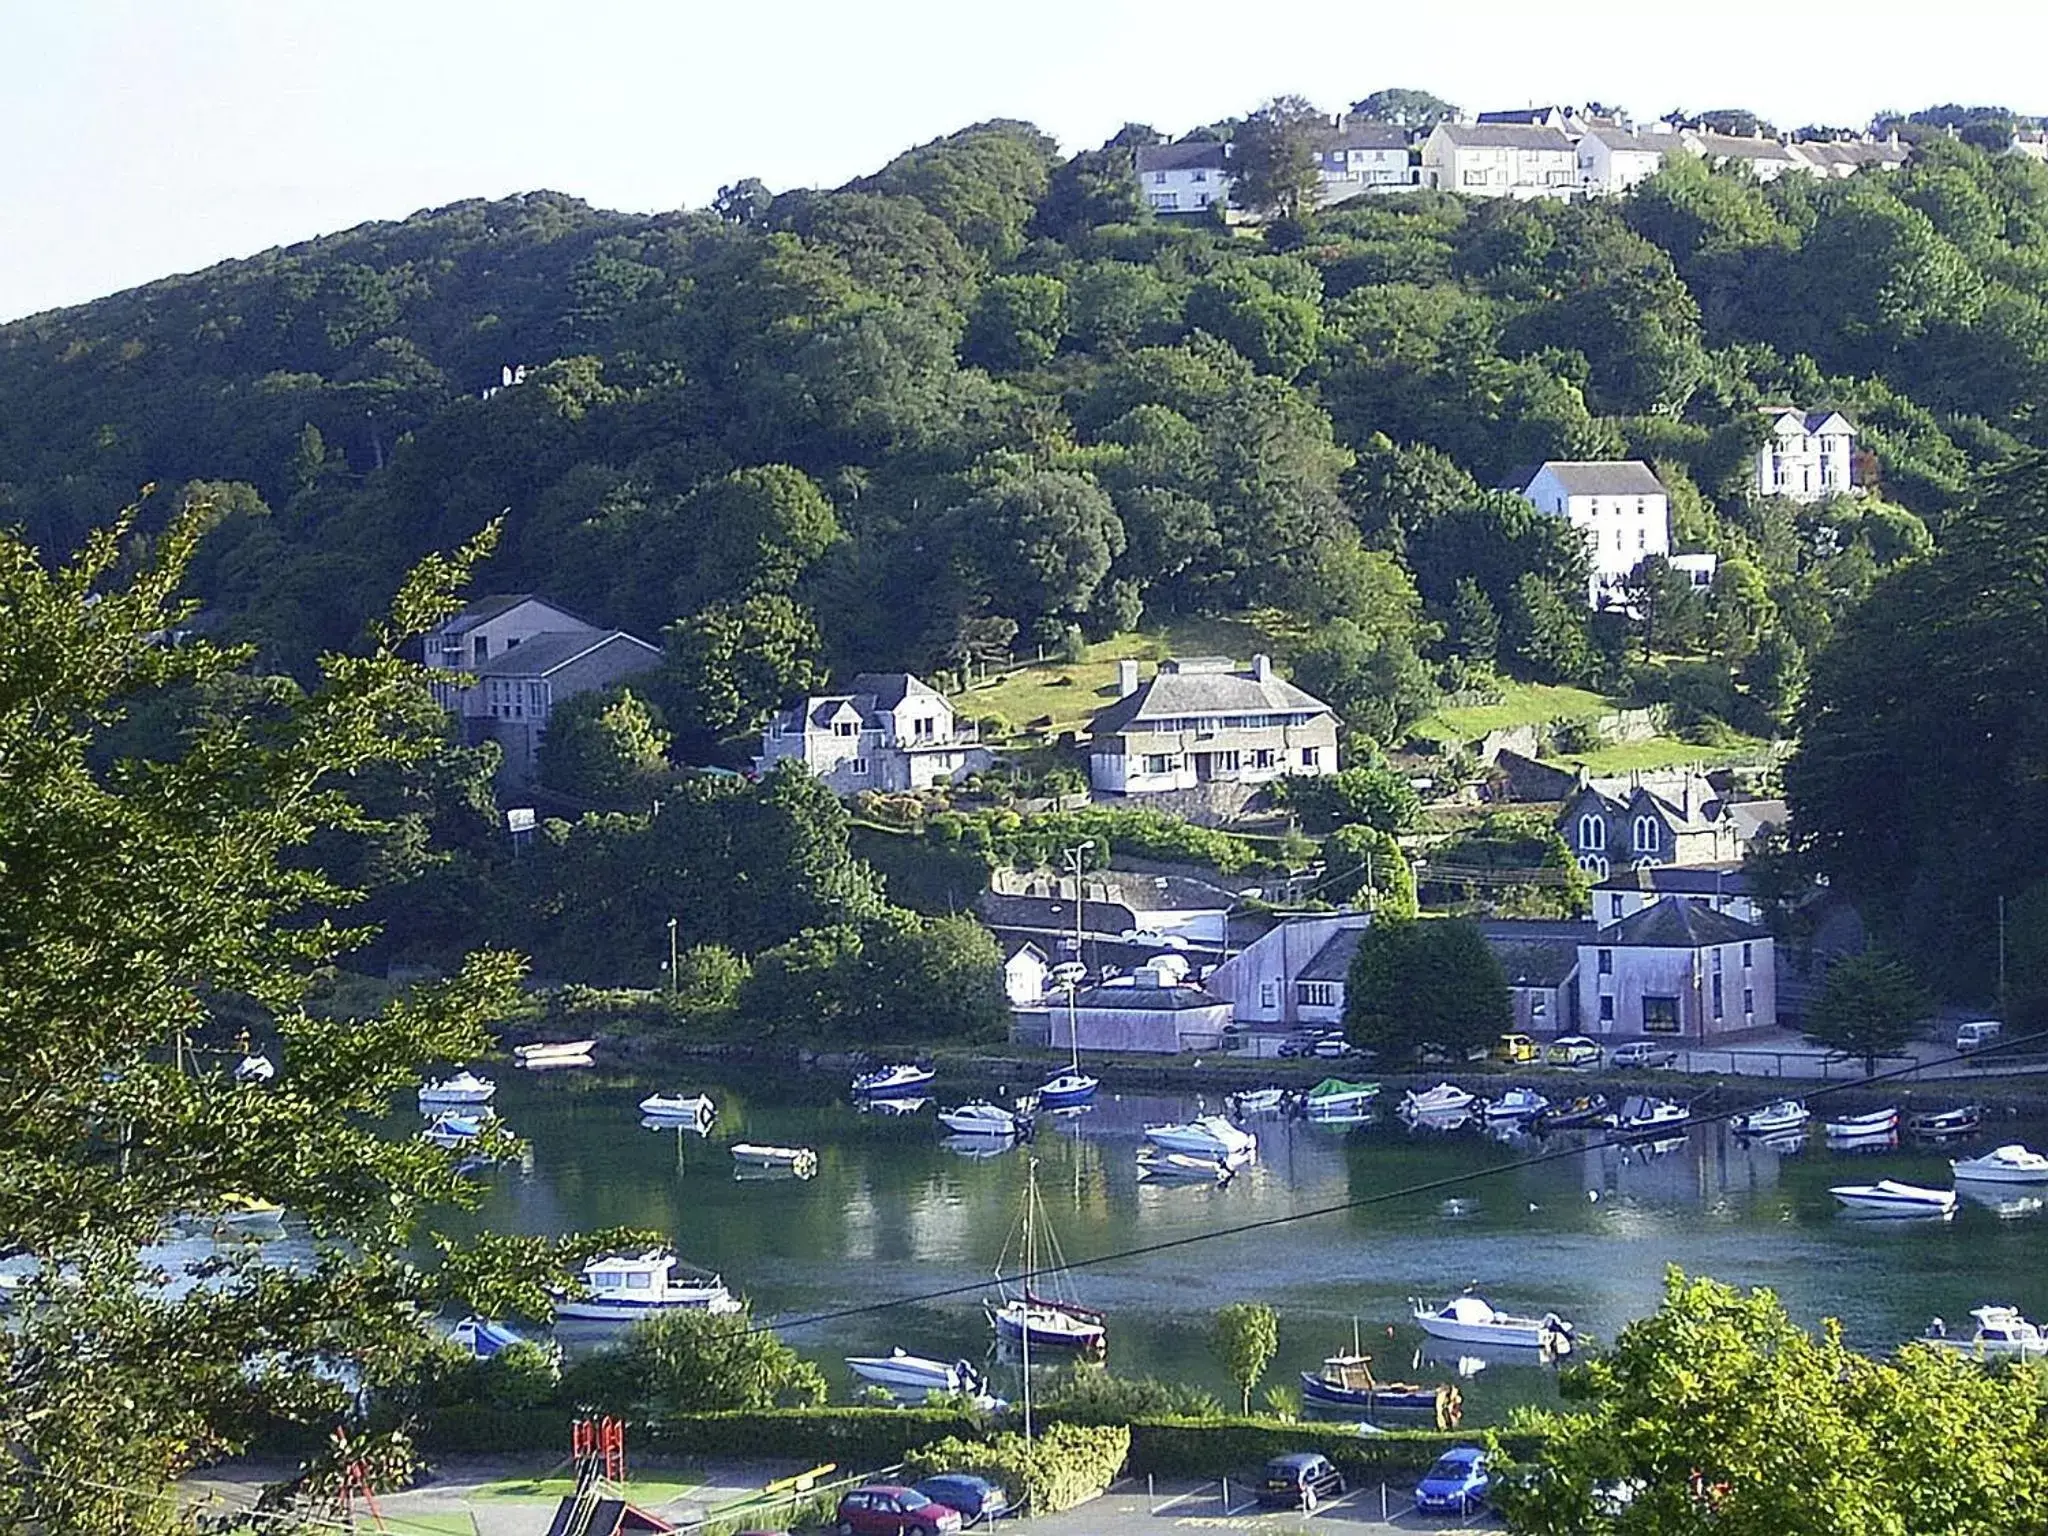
963,274,1069,369
1347,88,1458,128
536,687,672,806
1446,576,1500,664
960,469,1125,627
661,593,826,740
1803,951,1934,1075
615,1305,826,1413
1620,554,1706,659
1502,572,1596,683
1210,1302,1280,1415
1292,616,1438,751
1229,96,1327,220
1344,917,1511,1058
1322,824,1418,917
1277,763,1422,835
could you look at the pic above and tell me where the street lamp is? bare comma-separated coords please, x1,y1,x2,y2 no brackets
666,916,679,997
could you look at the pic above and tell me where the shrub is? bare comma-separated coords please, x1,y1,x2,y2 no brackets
1037,1367,1221,1424
904,1423,1130,1515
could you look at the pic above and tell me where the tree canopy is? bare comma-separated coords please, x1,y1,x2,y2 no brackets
1344,916,1511,1057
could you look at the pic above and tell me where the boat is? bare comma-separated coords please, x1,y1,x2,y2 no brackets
1535,1094,1611,1131
553,1250,741,1321
1137,1148,1234,1182
1823,1107,1900,1138
639,1093,716,1131
1733,1099,1810,1137
1481,1086,1550,1123
1228,1087,1297,1117
730,1144,818,1176
1920,1305,2048,1361
1400,1083,1475,1119
1303,1078,1381,1123
1950,1144,2048,1183
423,1111,492,1149
859,1095,932,1117
450,1316,531,1360
233,1053,276,1084
1830,1179,1957,1216
1298,1351,1462,1427
845,1349,985,1396
1609,1096,1689,1136
418,1070,496,1108
214,1194,285,1233
940,1101,1031,1138
986,1160,1107,1357
1036,985,1099,1110
852,1062,936,1099
1411,1295,1574,1353
514,1039,597,1066
1909,1104,1984,1139
1142,1114,1258,1164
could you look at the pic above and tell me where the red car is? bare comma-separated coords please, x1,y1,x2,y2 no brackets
835,1485,964,1536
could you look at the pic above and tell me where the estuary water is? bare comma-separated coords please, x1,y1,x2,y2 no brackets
436,1067,2048,1422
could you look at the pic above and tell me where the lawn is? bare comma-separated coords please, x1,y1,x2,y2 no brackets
1411,680,1611,745
472,1474,701,1505
1549,735,1772,773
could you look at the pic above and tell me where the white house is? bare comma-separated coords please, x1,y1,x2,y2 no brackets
1581,898,1775,1039
421,595,662,783
1577,127,1673,194
1422,122,1578,199
1513,461,1674,607
1087,656,1339,796
1134,141,1232,216
1591,865,1762,927
1755,408,1856,502
1315,121,1417,202
1681,130,1812,182
1203,913,1369,1032
1004,943,1050,1008
756,673,992,796
1784,136,1909,177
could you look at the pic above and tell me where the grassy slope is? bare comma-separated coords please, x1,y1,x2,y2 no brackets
1411,680,1611,744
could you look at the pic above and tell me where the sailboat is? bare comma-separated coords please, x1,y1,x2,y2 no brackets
1036,974,1098,1110
985,1158,1107,1357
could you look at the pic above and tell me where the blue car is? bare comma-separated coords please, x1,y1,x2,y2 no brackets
1414,1447,1490,1516
913,1475,1010,1525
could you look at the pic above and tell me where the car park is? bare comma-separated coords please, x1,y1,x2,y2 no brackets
911,1475,1009,1525
1413,1446,1490,1516
835,1486,963,1536
1547,1035,1601,1067
1611,1041,1678,1069
1255,1452,1345,1510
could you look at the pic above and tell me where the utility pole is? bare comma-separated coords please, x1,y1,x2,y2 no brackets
667,916,679,997
1063,840,1094,976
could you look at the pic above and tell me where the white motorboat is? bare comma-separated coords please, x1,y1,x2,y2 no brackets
1909,1104,1984,1139
1411,1295,1574,1353
1610,1096,1689,1136
846,1349,985,1396
1823,1107,1899,1138
852,1062,936,1099
1228,1087,1296,1117
1830,1179,1957,1216
639,1093,716,1131
1303,1078,1381,1123
1950,1144,2048,1184
1733,1099,1810,1137
1400,1083,1475,1119
418,1070,496,1108
730,1143,818,1176
516,1039,596,1068
1142,1114,1258,1164
233,1053,276,1084
939,1100,1030,1138
1921,1305,2048,1360
1481,1086,1550,1123
1137,1148,1234,1181
553,1249,740,1321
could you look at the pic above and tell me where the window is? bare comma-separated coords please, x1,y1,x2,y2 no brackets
1298,981,1338,1008
1578,815,1606,851
1711,950,1724,975
1153,192,1179,210
1712,975,1724,1015
1192,170,1207,183
1153,171,1167,184
625,1272,651,1290
593,1272,620,1289
834,721,857,737
1214,750,1241,772
1742,942,1753,967
472,636,489,665
1632,816,1661,855
1609,894,1624,919
1638,528,1646,549
850,759,869,777
1531,995,1548,1021
1301,747,1321,769
1744,987,1755,1015
1253,748,1276,770
1599,995,1615,1022
1259,982,1277,1011
1462,169,1488,185
1143,753,1174,775
1643,996,1681,1033
1597,948,1613,976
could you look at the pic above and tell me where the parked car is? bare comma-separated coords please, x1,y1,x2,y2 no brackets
912,1476,1010,1526
1313,1037,1358,1059
835,1486,963,1536
1491,1032,1538,1064
1278,1033,1321,1059
1414,1447,1490,1516
1256,1452,1345,1510
1547,1035,1602,1067
1611,1041,1678,1069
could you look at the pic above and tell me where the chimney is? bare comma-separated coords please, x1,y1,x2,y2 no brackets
1252,654,1273,682
1117,659,1141,698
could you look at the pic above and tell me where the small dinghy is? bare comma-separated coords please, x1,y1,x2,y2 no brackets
1823,1107,1900,1138
639,1093,716,1131
852,1062,936,1099
1412,1294,1573,1352
1035,1071,1099,1110
1830,1178,1956,1216
1142,1115,1258,1164
418,1070,496,1108
1609,1096,1689,1136
1481,1086,1550,1123
940,1100,1031,1139
1228,1087,1297,1117
1950,1144,2048,1184
233,1053,276,1084
450,1316,531,1360
730,1143,818,1177
214,1194,285,1234
1909,1104,1984,1139
424,1110,493,1149
1733,1099,1810,1137
846,1349,984,1396
514,1039,597,1067
1400,1083,1476,1119
1920,1304,2048,1361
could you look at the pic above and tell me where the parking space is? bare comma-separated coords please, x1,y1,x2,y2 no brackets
1016,1477,1503,1536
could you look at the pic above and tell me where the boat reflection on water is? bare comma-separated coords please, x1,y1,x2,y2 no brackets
1413,1336,1572,1379
942,1134,1020,1160
1955,1183,2046,1220
859,1096,933,1118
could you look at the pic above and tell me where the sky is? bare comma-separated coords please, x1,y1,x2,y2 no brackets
4,0,2046,322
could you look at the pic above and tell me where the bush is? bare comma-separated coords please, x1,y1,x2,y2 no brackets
645,1408,987,1464
905,1424,1130,1515
1037,1367,1222,1424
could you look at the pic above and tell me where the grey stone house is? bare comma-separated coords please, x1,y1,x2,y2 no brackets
1559,772,1739,875
755,673,992,795
1087,655,1339,796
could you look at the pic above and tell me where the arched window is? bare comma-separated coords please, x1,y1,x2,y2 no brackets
1578,814,1606,851
1633,816,1661,855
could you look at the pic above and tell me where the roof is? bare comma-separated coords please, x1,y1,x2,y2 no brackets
1476,107,1562,125
1088,658,1334,737
1491,938,1580,989
1593,865,1755,898
1599,897,1768,948
1301,927,1366,983
1689,132,1803,163
1074,979,1229,1012
851,672,942,710
1094,871,1245,913
1524,460,1668,498
1477,917,1597,943
1728,799,1787,842
1007,942,1048,964
471,629,659,678
979,893,1140,938
1323,122,1411,151
439,593,542,633
1136,140,1230,173
1760,406,1856,435
1435,122,1575,151
1583,126,1669,155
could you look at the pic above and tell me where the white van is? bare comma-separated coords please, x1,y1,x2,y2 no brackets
1955,1020,2004,1053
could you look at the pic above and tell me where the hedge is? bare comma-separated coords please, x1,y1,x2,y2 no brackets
1125,1417,1550,1478
904,1424,1129,1514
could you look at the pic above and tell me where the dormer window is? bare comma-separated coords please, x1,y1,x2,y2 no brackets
834,721,857,737
1632,816,1661,854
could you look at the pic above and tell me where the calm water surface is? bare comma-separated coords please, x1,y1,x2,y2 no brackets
438,1067,2048,1421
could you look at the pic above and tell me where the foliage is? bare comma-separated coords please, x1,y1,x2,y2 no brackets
1271,763,1422,835
536,686,671,806
1500,1269,2048,1535
1210,1302,1281,1414
735,910,1009,1043
611,1305,827,1413
1229,97,1327,220
1345,917,1511,1058
1125,1418,1549,1478
926,803,1273,876
904,1424,1131,1515
1427,811,1591,919
1349,88,1460,128
1035,1367,1222,1424
1802,951,1934,1073
1322,824,1418,917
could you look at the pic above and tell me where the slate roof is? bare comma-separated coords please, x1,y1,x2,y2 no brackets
1435,122,1575,151
1582,126,1670,154
1097,871,1247,913
851,672,942,709
1689,132,1804,164
1477,918,1598,944
1301,927,1367,982
1136,140,1231,173
1491,938,1582,989
1761,406,1857,435
1593,864,1755,898
1525,460,1668,497
1598,897,1768,948
471,629,657,678
1323,123,1412,151
1728,799,1788,843
979,893,1140,938
1074,978,1229,1012
1476,107,1564,126
1088,659,1335,737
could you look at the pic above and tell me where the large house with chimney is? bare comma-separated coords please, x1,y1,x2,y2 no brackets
1086,656,1339,796
756,673,993,795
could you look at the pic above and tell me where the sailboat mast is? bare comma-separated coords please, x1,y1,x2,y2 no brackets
1022,1158,1035,1440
